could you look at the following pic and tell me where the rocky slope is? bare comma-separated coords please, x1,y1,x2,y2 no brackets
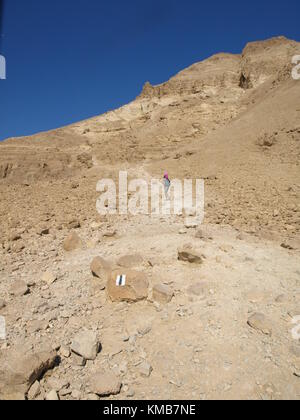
0,36,299,400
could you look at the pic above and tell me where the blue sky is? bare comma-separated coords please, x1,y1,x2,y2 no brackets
0,0,299,141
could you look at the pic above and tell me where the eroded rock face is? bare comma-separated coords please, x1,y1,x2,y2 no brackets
0,350,58,400
107,270,149,302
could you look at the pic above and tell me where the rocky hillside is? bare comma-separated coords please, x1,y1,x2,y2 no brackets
0,36,299,400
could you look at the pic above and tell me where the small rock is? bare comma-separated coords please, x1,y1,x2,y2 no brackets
71,389,81,399
247,313,272,335
90,256,112,278
275,294,288,303
27,381,41,400
9,280,29,297
46,390,59,401
290,343,300,358
117,254,143,268
90,372,121,396
152,284,174,304
67,220,81,230
71,330,100,360
126,388,135,397
103,230,116,238
0,299,6,310
37,227,49,236
86,393,100,400
41,271,57,286
59,345,71,358
63,232,83,252
178,245,203,264
9,233,21,241
70,353,86,367
139,361,153,378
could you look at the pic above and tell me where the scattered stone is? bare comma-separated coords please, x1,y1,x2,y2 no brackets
70,353,86,367
72,389,81,399
293,362,300,378
71,330,100,360
281,242,293,250
46,390,59,400
41,271,57,286
107,270,149,303
147,258,160,267
36,226,49,236
290,343,300,358
103,230,117,238
59,388,72,397
275,294,288,303
47,377,69,392
137,324,152,337
152,284,174,304
27,381,41,400
0,299,6,310
126,388,135,398
59,345,71,358
178,245,203,264
67,220,81,230
247,313,272,335
9,233,21,241
187,282,211,298
117,254,143,268
90,372,121,396
86,393,100,400
9,280,29,297
90,256,112,278
139,361,153,377
63,232,83,252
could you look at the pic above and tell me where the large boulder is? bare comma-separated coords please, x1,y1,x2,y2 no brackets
0,350,58,400
71,330,100,360
107,270,149,303
63,232,83,252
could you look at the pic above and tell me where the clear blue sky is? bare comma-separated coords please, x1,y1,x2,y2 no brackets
0,0,299,141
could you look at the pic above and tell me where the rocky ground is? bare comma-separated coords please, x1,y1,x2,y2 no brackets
0,212,299,400
0,36,300,400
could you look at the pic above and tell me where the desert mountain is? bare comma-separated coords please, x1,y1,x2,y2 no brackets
0,36,299,400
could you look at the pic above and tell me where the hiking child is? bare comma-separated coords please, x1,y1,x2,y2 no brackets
163,171,171,199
